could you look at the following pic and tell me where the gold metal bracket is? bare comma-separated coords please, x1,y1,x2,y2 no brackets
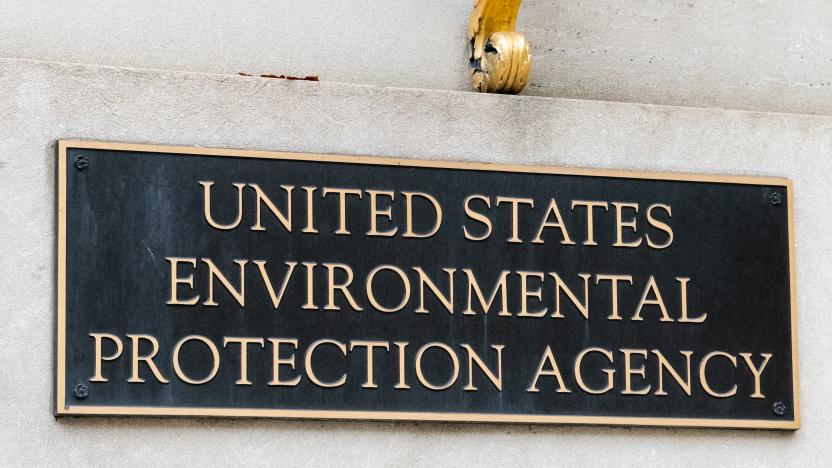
468,0,531,94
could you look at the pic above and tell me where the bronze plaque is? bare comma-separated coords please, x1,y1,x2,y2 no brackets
55,140,798,429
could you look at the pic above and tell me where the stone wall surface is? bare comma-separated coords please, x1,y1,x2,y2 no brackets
1,0,831,115
0,58,831,466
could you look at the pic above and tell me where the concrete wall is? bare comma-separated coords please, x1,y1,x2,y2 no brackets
1,58,830,466
2,0,831,115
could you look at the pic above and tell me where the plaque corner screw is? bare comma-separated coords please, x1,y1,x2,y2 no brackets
773,401,786,416
769,191,783,206
73,383,89,400
74,155,89,171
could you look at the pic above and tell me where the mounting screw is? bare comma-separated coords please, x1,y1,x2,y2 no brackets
769,192,783,206
773,401,786,416
74,155,89,171
73,383,89,400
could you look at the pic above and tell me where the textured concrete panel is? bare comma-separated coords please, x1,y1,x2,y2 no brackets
1,0,831,115
0,58,831,466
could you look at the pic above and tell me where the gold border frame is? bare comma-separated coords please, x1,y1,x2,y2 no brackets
55,140,800,430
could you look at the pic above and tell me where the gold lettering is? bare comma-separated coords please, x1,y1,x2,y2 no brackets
305,339,348,388
495,196,534,243
254,261,297,309
739,353,773,399
415,342,459,390
463,194,492,241
366,265,410,313
632,276,673,322
549,273,591,319
393,341,411,389
200,181,244,230
677,277,707,323
570,200,608,246
532,198,575,245
461,344,504,391
595,274,633,320
126,334,169,384
366,190,398,237
413,267,455,314
89,333,123,383
699,351,738,398
517,271,547,317
166,257,199,306
402,192,443,238
322,187,363,235
301,186,319,233
324,263,363,311
350,340,390,389
268,338,301,386
621,348,651,395
202,258,247,307
574,347,615,394
612,202,642,248
462,269,511,316
250,183,293,232
653,349,693,396
302,262,318,310
646,203,673,249
527,346,571,393
172,335,220,385
223,337,265,385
